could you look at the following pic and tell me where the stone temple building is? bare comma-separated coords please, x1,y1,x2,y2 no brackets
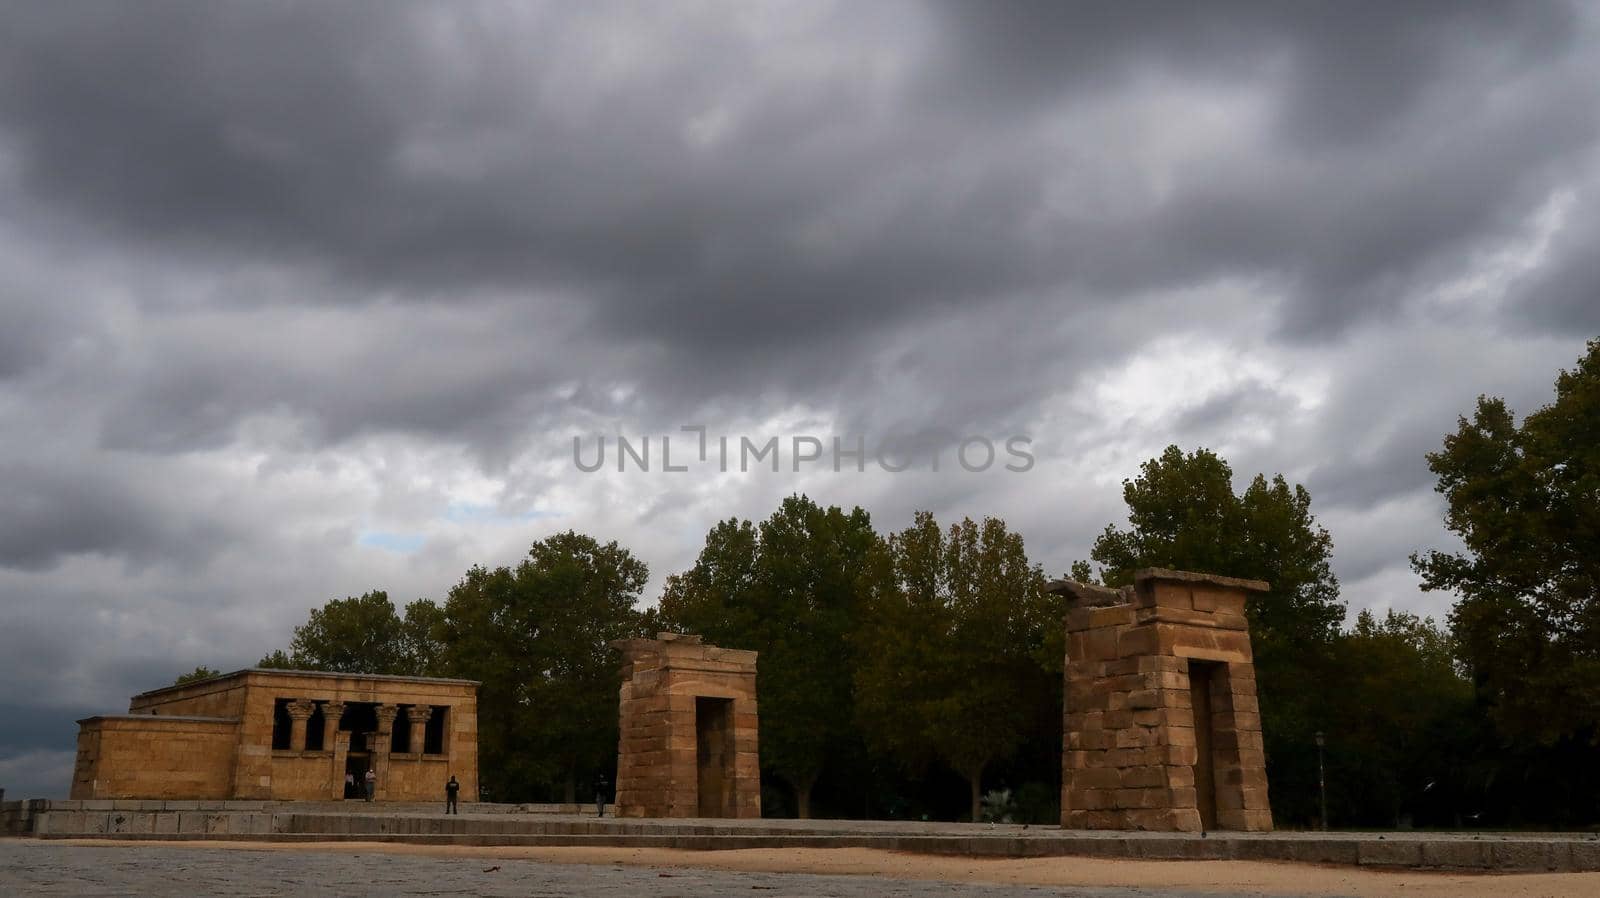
612,633,760,818
71,669,478,802
1051,568,1273,832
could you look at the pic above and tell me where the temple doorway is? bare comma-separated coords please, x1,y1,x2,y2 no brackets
1189,660,1222,830
345,753,370,799
695,696,734,817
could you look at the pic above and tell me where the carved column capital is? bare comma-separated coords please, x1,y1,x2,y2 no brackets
405,705,436,725
285,700,316,752
374,703,400,733
321,700,346,719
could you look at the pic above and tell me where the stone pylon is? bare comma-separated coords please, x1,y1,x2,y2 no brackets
1052,568,1273,832
611,633,760,818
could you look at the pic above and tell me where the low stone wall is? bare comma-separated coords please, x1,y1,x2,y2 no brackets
8,799,588,838
1,800,48,836
10,801,1600,873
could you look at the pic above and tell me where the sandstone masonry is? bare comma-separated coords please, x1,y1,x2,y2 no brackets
1052,568,1273,832
71,669,479,803
611,634,760,819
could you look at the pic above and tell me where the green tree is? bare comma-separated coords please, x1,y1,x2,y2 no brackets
173,666,221,685
1078,446,1345,823
1414,339,1600,747
260,590,412,674
438,531,651,802
855,512,1056,821
398,599,446,676
257,593,447,675
659,495,879,818
256,649,294,669
1323,611,1471,826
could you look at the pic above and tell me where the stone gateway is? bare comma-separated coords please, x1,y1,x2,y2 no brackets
70,669,479,802
1051,568,1273,832
611,633,760,819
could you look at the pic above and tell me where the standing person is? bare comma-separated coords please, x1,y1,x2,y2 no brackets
363,767,376,802
445,775,460,815
595,773,608,818
344,772,355,799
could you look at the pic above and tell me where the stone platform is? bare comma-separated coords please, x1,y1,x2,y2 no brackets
7,800,1600,872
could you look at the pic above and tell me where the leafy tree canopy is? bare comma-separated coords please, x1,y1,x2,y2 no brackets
854,511,1057,821
173,665,222,686
439,531,652,802
257,590,439,676
659,494,878,817
1083,445,1345,649
1414,338,1600,745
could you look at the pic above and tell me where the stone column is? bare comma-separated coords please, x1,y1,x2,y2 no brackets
285,700,316,752
321,701,345,750
331,729,351,800
407,706,435,755
374,704,399,801
321,701,347,799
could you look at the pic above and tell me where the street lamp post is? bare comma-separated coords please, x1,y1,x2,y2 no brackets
1315,730,1328,831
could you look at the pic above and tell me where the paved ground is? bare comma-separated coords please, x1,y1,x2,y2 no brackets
0,841,1279,897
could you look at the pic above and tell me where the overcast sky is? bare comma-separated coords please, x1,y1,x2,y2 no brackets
2,1,1598,798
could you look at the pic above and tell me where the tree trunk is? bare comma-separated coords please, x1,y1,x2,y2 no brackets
795,774,817,819
964,763,986,822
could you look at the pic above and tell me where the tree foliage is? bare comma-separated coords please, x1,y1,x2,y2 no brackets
1402,339,1600,826
658,495,877,817
1320,611,1471,826
854,512,1057,821
173,666,222,685
1085,445,1345,648
257,590,439,675
438,531,652,802
1414,338,1600,746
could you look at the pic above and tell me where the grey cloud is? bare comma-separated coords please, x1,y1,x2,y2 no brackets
0,461,236,571
0,1,1598,793
929,1,1577,144
0,1,1586,441
1516,183,1600,332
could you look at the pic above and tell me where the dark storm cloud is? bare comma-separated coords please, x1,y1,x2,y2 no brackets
0,0,1598,795
930,1,1575,142
0,704,98,752
1517,194,1600,332
0,461,235,571
0,0,1588,449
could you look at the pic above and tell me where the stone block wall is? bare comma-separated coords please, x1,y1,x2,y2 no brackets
71,669,479,803
71,716,239,800
1054,568,1273,832
612,633,760,818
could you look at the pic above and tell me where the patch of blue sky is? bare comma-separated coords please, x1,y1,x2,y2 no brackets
358,530,427,553
445,501,562,523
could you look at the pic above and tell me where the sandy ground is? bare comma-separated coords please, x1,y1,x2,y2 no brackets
44,839,1600,898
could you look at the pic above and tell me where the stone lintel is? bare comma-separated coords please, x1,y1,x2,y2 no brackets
1132,568,1270,593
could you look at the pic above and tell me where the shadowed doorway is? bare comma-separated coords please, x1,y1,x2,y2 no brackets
695,697,734,817
1188,660,1222,830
